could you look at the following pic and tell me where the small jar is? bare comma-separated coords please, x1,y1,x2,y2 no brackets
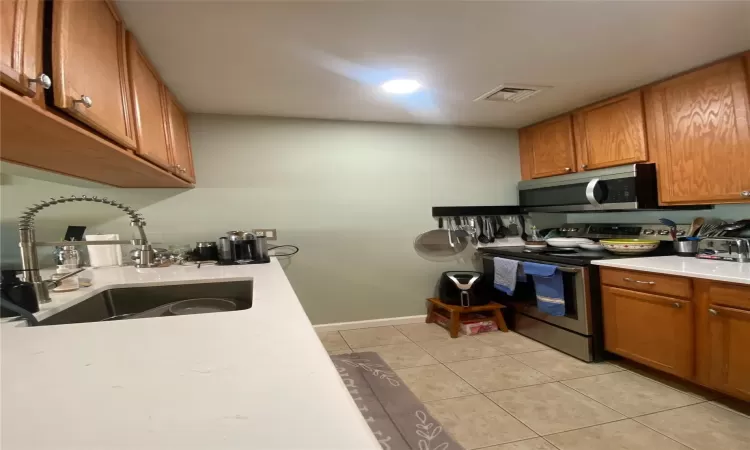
52,265,80,292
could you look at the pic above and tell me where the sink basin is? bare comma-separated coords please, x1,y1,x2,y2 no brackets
39,281,252,326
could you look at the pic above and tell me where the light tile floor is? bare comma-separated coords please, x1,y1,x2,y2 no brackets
317,324,750,450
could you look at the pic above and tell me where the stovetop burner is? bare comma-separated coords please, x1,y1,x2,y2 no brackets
482,243,676,266
523,248,577,254
480,222,685,266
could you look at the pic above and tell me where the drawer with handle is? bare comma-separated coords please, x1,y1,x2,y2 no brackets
600,267,692,299
707,282,750,311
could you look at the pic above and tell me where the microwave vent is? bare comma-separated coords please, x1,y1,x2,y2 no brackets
475,84,548,103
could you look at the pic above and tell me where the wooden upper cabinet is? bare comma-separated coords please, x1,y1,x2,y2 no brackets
573,91,648,171
126,33,172,171
645,57,750,205
521,115,577,179
1,0,45,101
165,92,195,183
52,0,136,149
518,128,533,180
602,286,694,379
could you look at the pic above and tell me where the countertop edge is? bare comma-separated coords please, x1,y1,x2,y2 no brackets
592,256,750,286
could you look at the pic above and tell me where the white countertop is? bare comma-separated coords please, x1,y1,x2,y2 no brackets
593,256,750,285
1,261,380,450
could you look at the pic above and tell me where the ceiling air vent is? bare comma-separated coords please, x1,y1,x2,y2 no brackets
474,84,548,103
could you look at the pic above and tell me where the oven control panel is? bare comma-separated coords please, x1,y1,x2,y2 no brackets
559,224,690,241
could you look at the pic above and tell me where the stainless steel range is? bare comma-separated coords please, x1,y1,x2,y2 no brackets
479,223,688,362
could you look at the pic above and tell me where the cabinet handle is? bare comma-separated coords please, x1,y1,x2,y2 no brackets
29,73,51,90
623,277,655,285
581,164,588,169
673,302,681,308
742,191,750,198
708,308,718,316
72,95,93,108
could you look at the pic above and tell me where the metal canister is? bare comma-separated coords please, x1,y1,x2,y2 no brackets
195,241,218,261
217,237,233,265
253,236,269,262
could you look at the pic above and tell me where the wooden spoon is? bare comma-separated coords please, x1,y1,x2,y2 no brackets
689,217,704,237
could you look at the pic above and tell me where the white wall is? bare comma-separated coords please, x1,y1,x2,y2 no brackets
1,116,522,324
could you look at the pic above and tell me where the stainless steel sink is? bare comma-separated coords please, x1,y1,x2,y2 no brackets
39,281,252,326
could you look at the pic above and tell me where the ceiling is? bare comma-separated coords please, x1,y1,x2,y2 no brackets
117,1,750,129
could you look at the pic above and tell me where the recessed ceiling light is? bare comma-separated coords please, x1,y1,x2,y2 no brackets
381,79,422,94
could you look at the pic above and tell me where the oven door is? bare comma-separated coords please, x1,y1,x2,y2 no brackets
482,256,592,335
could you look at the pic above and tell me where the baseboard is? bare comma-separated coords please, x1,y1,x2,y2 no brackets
313,315,427,333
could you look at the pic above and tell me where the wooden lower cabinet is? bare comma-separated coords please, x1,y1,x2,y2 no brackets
602,269,750,401
602,285,694,378
695,280,750,401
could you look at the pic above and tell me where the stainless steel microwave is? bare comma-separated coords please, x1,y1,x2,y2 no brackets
518,164,658,212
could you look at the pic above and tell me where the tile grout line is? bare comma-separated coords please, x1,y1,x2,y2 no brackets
339,325,411,349
608,362,721,403
539,436,564,450
536,417,689,447
559,376,706,418
555,382,714,448
632,411,702,450
480,387,633,439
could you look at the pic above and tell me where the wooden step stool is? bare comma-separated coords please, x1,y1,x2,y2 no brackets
426,298,508,338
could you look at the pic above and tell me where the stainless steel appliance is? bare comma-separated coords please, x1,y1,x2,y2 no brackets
697,237,750,262
519,164,658,212
253,235,270,262
217,237,233,265
195,242,218,261
480,222,681,362
223,231,270,264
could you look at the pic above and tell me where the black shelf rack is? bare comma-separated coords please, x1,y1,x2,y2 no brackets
432,205,521,217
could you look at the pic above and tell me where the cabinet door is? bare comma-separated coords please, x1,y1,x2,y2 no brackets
526,116,577,178
602,286,693,378
165,91,195,183
574,91,648,171
52,0,135,149
127,34,171,171
1,0,44,100
706,305,750,401
518,128,533,180
645,57,750,205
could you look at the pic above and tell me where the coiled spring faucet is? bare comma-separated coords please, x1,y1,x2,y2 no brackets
19,195,155,304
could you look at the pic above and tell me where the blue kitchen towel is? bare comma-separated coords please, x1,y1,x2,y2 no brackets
493,257,520,295
522,261,565,316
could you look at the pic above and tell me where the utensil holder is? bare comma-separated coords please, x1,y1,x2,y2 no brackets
674,240,699,257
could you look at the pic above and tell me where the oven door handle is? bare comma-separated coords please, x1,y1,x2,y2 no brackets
481,255,583,274
585,178,602,208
